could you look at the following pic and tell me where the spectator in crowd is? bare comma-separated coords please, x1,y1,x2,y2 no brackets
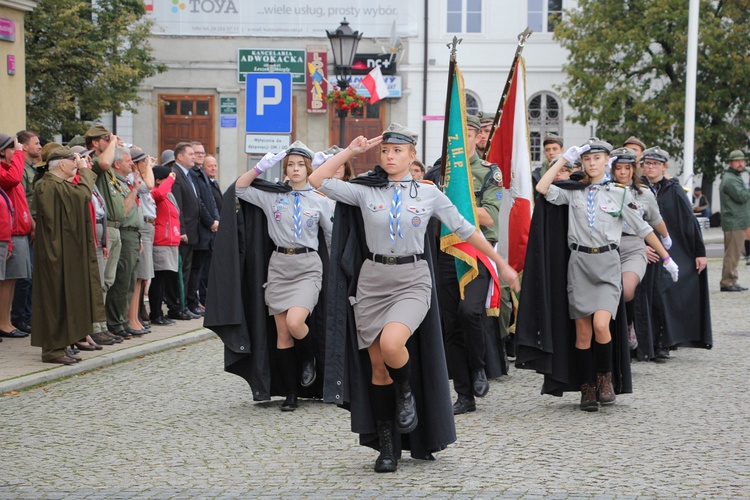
11,130,41,335
189,142,219,317
149,165,180,326
409,159,425,181
718,150,749,292
0,134,33,340
692,187,710,218
129,148,156,332
31,146,105,364
198,154,222,307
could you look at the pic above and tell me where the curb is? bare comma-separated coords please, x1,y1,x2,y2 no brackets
0,329,217,395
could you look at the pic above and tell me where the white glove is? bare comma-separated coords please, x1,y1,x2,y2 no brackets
255,151,286,173
311,151,334,168
662,234,672,250
563,144,591,163
664,258,679,282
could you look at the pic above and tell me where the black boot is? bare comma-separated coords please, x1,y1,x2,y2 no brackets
277,348,298,411
374,420,397,473
387,361,418,434
296,334,316,387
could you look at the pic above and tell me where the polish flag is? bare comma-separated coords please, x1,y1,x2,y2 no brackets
485,57,533,273
361,66,389,104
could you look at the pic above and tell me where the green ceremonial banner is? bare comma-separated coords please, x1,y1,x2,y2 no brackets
439,64,480,294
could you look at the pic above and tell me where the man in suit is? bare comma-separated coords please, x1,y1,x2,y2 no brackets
166,142,204,320
188,142,219,316
199,154,223,307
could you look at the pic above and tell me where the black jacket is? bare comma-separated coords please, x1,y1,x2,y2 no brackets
190,166,219,251
515,184,632,396
204,182,328,401
323,167,456,459
171,164,202,245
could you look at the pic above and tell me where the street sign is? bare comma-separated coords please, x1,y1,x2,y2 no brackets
245,73,292,134
245,134,291,154
220,97,237,115
238,48,305,84
220,115,237,128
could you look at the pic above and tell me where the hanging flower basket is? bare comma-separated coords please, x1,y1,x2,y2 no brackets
325,86,368,111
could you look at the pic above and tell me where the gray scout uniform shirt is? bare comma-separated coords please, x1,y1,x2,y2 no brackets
622,187,663,236
319,173,476,256
236,183,332,251
546,183,652,246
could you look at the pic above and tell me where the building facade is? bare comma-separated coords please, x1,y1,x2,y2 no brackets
0,0,36,133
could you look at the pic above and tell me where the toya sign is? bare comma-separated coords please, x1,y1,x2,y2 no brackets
238,49,305,84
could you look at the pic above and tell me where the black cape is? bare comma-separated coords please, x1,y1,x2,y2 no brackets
642,177,712,350
323,167,456,459
204,181,329,401
515,181,632,396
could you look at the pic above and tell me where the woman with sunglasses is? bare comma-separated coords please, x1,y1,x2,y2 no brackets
609,147,671,352
536,139,677,412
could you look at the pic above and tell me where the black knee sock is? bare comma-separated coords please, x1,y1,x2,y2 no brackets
625,300,635,325
295,334,313,361
574,347,595,385
369,383,396,422
277,347,297,395
385,358,411,383
593,340,613,374
745,240,750,257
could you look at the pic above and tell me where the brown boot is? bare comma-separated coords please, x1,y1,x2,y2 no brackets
596,372,616,405
580,383,599,412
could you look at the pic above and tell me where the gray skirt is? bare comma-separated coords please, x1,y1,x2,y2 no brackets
264,251,323,316
567,249,622,319
350,259,432,349
619,234,647,280
0,241,8,280
136,223,155,280
4,235,31,280
153,245,179,272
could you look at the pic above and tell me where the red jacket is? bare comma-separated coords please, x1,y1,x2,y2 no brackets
0,188,13,250
0,150,32,236
151,176,181,246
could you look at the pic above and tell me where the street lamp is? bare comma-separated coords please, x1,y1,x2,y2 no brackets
326,18,362,148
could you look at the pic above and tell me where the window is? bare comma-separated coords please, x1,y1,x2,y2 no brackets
528,0,563,33
465,91,480,116
447,0,482,34
528,92,562,163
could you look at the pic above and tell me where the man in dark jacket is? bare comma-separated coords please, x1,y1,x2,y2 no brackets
188,144,219,316
199,154,223,306
718,150,749,291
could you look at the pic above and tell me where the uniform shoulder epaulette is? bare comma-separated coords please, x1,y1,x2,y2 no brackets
612,182,628,189
313,189,327,198
481,160,497,167
420,179,435,185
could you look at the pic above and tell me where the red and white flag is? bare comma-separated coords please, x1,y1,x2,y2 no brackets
485,57,533,273
361,66,389,104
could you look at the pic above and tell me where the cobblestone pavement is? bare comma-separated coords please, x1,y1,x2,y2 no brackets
1,260,748,499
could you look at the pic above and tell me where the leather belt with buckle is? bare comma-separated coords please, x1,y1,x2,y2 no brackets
570,243,618,254
276,246,313,255
367,252,425,265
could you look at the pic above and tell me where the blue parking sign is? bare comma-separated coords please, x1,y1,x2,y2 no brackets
245,73,292,134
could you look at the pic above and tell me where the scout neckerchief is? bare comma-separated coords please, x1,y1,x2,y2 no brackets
586,173,611,234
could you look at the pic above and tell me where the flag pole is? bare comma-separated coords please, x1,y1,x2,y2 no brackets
482,27,533,160
440,36,462,181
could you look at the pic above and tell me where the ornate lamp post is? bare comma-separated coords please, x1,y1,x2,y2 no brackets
326,19,362,147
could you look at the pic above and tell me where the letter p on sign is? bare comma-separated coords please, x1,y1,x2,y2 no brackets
245,72,292,134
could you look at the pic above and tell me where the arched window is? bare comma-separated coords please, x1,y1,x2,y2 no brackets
465,91,480,116
528,92,562,164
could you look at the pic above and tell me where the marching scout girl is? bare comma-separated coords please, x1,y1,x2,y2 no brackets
610,147,671,350
536,139,679,412
235,141,333,411
308,124,519,472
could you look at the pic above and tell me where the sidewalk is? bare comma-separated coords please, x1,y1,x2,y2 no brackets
0,316,216,395
0,226,726,396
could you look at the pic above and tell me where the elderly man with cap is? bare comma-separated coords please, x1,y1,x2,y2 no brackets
31,146,105,363
640,146,712,358
0,133,33,340
437,114,504,414
718,150,749,292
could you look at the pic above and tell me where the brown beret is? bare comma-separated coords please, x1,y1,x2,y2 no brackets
84,124,110,139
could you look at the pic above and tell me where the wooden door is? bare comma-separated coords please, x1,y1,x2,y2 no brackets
159,94,215,155
330,101,385,175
